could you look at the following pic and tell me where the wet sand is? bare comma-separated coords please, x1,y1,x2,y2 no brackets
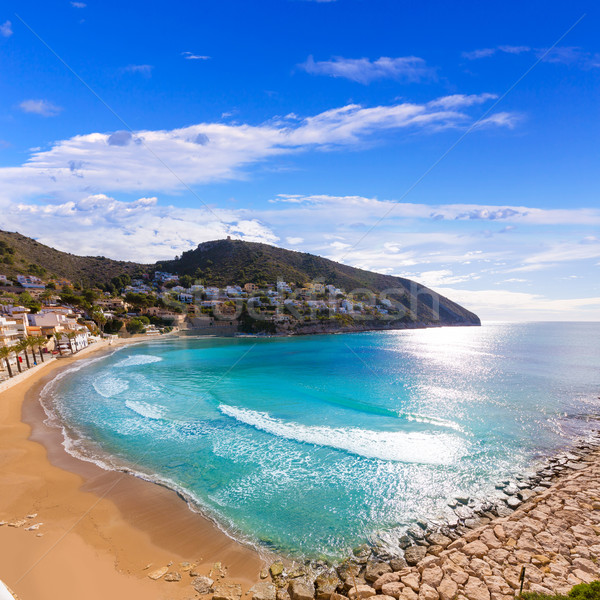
0,340,263,600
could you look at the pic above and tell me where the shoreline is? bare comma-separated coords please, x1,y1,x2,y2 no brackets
0,337,264,600
3,333,600,599
261,435,600,600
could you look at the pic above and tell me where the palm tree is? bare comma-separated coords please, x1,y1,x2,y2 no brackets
34,336,46,363
15,339,31,369
11,344,22,373
54,332,63,356
0,346,13,378
66,331,77,354
26,336,39,366
91,309,107,333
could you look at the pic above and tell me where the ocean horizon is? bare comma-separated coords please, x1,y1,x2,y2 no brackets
40,322,600,561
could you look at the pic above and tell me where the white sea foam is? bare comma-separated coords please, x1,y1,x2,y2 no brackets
115,354,163,368
92,375,129,397
397,412,466,433
125,400,166,420
219,405,464,464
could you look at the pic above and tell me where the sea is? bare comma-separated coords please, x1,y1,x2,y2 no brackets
40,322,600,561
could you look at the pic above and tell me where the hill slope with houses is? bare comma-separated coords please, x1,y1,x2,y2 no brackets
0,232,480,361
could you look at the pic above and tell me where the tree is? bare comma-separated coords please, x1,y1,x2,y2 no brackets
126,318,147,334
11,344,22,373
31,336,46,363
0,346,13,378
26,336,42,365
91,309,107,332
15,339,31,369
54,332,63,356
66,331,77,353
25,337,38,366
179,274,193,288
104,319,124,335
18,292,42,314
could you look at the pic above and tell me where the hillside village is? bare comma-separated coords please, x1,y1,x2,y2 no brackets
0,268,406,380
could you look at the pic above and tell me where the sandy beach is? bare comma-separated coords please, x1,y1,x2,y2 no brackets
0,339,263,600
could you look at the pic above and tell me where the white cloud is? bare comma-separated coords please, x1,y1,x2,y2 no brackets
182,52,211,60
462,46,530,60
463,45,600,69
267,194,600,226
434,287,600,322
299,55,435,84
7,194,278,262
70,2,86,7
428,93,497,109
521,239,600,266
18,99,62,117
2,187,599,320
124,64,153,76
462,48,496,60
475,112,520,129
0,20,12,37
0,96,513,198
401,269,480,287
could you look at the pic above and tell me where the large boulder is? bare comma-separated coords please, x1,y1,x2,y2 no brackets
364,561,393,582
380,581,404,598
463,577,490,600
193,576,215,594
404,546,427,566
418,584,439,600
337,560,362,581
147,566,168,580
213,583,243,600
373,572,400,591
437,577,458,600
250,582,277,600
315,570,341,600
462,541,488,558
288,579,315,600
421,565,443,588
389,557,408,571
427,533,452,548
347,585,376,600
400,573,420,592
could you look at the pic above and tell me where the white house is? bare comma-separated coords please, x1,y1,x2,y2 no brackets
277,280,292,293
17,275,45,289
57,330,89,353
225,285,242,297
0,315,20,348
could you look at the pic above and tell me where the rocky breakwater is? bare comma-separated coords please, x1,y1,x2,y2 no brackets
256,438,600,600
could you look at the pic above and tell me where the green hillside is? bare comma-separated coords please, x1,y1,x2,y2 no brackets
0,230,148,286
158,239,480,326
0,231,480,326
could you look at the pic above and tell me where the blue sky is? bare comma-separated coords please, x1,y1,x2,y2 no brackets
0,0,599,320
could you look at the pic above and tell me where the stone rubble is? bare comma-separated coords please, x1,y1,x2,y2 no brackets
261,438,600,600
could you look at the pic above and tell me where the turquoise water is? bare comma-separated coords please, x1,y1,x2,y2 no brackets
42,322,600,560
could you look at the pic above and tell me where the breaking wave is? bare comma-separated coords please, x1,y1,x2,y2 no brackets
92,376,129,397
125,400,166,420
115,355,163,368
218,404,464,464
